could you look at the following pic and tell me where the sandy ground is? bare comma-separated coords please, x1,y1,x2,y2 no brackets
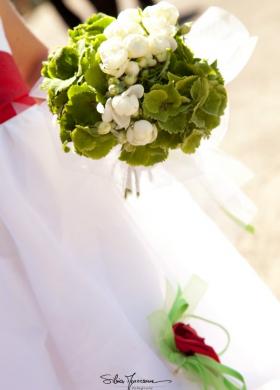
23,0,280,298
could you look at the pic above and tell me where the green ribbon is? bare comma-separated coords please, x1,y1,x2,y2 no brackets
148,280,247,390
220,206,255,234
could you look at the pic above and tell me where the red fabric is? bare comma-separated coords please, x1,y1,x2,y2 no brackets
0,51,35,124
172,322,220,362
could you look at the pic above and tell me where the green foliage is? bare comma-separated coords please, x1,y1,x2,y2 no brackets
119,144,168,166
158,112,188,133
143,82,186,122
47,88,68,116
81,49,107,95
41,75,76,95
153,130,183,149
41,13,114,156
181,130,203,154
65,84,101,126
69,13,115,44
72,126,117,159
42,47,79,80
142,58,227,158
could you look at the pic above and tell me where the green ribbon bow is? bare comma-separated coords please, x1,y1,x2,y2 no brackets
148,278,247,390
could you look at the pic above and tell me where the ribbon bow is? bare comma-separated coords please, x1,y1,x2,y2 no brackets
0,51,35,124
0,18,36,124
148,277,247,390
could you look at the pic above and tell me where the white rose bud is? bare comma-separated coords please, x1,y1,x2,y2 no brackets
97,121,112,135
156,51,168,62
143,2,179,26
143,19,177,37
112,94,139,116
101,62,128,78
124,34,150,58
102,98,131,129
123,84,144,99
115,130,127,144
102,85,144,130
124,21,145,36
97,102,105,114
99,38,128,76
108,77,119,85
148,58,157,67
104,21,124,39
118,8,141,24
148,34,177,55
125,61,140,76
126,120,158,146
124,74,137,86
104,20,144,39
108,83,123,96
137,57,148,68
142,2,179,37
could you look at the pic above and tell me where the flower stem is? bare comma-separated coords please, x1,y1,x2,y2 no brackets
187,314,231,356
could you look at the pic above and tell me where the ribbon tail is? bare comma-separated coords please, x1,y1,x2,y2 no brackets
164,148,256,233
196,355,247,390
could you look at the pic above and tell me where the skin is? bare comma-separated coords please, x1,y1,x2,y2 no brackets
0,0,48,87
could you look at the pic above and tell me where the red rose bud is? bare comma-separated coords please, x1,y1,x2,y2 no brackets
0,51,35,124
172,322,220,363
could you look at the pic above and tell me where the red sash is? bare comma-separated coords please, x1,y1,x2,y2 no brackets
0,51,36,124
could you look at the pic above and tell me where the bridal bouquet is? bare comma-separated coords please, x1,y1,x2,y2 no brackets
42,2,227,166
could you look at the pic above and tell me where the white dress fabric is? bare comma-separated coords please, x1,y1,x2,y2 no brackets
1,7,280,390
0,102,280,390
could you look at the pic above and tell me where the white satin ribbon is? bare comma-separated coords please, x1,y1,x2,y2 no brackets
185,6,258,84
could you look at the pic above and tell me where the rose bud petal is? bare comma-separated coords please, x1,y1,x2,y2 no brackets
126,120,158,146
173,322,220,363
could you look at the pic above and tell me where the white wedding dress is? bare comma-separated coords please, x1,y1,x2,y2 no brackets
0,8,280,390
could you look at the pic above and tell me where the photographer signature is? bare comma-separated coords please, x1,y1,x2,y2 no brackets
100,372,172,390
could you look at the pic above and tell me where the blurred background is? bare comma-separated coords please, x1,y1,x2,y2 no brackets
12,0,280,298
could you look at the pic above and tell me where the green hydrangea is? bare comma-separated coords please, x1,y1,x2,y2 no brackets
42,11,227,166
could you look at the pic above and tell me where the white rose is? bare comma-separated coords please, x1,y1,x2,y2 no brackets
118,8,141,24
142,2,179,37
104,20,144,39
126,120,158,146
124,21,145,36
148,34,177,55
99,38,128,76
137,55,156,68
101,85,144,130
112,94,139,116
124,34,150,58
143,2,179,26
143,18,177,37
104,21,124,39
156,51,168,62
100,62,128,78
